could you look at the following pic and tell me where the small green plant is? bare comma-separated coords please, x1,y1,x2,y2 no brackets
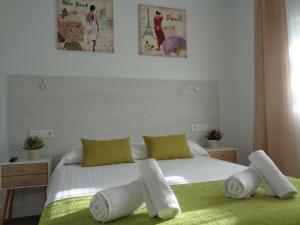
23,136,44,150
206,129,223,140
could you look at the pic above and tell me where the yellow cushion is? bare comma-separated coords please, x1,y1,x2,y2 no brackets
143,134,192,160
81,137,134,167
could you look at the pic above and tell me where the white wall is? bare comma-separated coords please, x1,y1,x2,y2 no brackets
0,75,8,216
0,76,7,162
235,0,254,164
0,0,235,79
0,0,254,217
0,7,9,212
0,0,241,154
0,3,10,215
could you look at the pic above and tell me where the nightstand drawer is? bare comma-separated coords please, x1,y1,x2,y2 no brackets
224,158,237,163
209,150,236,159
1,163,48,176
0,157,52,223
1,174,48,188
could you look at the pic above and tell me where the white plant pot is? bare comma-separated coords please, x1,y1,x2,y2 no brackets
27,150,40,160
208,140,220,148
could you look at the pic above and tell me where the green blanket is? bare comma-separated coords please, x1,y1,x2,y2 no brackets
39,178,300,225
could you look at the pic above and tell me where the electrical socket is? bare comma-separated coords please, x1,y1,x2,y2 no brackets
191,124,209,132
29,130,54,139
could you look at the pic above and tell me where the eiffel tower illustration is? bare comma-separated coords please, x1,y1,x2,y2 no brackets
143,8,156,39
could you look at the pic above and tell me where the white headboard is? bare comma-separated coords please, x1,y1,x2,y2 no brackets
8,75,219,162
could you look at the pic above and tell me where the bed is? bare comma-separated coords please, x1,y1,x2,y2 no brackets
39,155,300,225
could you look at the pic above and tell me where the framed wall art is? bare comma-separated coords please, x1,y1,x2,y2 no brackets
57,0,114,53
139,4,187,58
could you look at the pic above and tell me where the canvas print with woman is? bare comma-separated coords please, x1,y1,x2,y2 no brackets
139,4,187,58
57,0,114,53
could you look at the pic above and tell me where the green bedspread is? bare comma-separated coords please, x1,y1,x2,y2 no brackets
39,178,300,225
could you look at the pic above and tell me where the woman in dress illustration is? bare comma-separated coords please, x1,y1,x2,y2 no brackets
154,10,165,51
87,5,99,52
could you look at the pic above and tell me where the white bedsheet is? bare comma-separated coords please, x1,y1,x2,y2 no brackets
46,156,247,205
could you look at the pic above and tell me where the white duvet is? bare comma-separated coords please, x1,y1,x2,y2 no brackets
46,156,247,205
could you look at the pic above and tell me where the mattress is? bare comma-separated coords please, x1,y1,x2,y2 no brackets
46,156,247,205
42,157,300,225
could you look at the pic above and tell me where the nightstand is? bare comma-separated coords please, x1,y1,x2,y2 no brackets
206,147,237,163
0,157,52,224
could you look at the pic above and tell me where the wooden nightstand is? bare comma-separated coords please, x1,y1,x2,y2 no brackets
206,147,238,163
0,157,52,224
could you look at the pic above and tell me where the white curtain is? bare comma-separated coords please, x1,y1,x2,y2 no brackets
286,0,300,156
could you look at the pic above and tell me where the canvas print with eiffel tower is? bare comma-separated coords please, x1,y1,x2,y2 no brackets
139,4,187,58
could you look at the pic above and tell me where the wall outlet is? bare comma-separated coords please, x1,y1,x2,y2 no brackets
191,124,209,132
29,130,54,139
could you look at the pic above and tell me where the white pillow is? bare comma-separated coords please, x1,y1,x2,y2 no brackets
54,145,83,171
187,140,208,156
131,142,148,160
62,145,83,164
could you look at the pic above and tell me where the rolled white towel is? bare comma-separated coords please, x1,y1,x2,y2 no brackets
223,167,261,199
139,159,181,219
249,150,297,198
89,179,143,222
138,177,157,217
249,164,274,196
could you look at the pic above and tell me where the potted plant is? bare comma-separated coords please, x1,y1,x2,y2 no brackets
206,129,223,148
23,136,44,160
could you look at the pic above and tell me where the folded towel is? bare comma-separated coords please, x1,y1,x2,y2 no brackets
223,167,261,199
249,150,297,199
139,159,181,219
89,179,143,222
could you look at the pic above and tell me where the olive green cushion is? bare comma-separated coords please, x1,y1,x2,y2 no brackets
143,134,192,160
81,138,134,167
